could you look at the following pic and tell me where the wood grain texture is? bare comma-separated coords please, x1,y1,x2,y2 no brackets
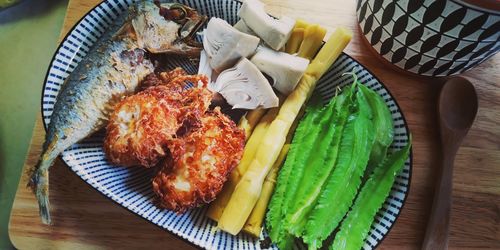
9,0,500,249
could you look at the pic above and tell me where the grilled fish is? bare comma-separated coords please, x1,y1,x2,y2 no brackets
29,1,207,225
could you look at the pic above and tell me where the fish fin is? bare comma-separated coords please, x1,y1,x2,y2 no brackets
28,155,55,225
36,169,52,225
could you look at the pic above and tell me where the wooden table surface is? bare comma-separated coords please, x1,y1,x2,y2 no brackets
9,0,500,249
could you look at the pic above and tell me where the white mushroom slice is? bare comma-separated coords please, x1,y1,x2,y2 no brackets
233,19,257,36
238,0,295,50
203,17,260,72
251,46,309,95
212,58,279,109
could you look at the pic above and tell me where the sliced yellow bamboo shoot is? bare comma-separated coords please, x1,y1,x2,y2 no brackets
285,19,309,54
243,144,290,237
306,27,352,79
298,24,327,60
242,104,304,237
285,28,304,54
206,107,280,221
238,108,267,141
217,27,352,235
294,19,309,29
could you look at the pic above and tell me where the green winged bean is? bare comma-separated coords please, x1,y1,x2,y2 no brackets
302,87,374,250
330,139,411,250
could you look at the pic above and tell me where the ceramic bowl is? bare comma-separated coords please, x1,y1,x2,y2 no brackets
357,0,500,76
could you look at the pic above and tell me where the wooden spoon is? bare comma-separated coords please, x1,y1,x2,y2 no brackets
422,77,478,250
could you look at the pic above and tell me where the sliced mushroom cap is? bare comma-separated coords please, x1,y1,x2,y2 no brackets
212,58,279,109
238,0,295,50
251,46,309,95
203,17,260,73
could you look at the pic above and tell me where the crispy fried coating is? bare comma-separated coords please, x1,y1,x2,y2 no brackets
140,67,206,91
159,67,188,83
152,108,245,212
106,68,244,213
104,72,212,167
104,87,181,167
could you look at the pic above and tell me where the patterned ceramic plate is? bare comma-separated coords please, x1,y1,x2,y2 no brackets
41,0,412,249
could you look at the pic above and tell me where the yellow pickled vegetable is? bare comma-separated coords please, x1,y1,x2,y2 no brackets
298,24,327,60
217,27,353,235
243,144,290,237
285,28,304,54
241,105,305,237
285,19,311,54
305,28,352,79
238,109,267,141
295,19,309,29
206,107,280,221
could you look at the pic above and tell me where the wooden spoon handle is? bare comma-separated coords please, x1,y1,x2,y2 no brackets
422,153,455,250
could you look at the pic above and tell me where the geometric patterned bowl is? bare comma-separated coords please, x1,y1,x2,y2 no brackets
41,0,412,249
357,0,500,76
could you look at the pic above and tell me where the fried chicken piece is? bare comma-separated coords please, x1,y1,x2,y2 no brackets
104,73,212,167
139,73,163,91
159,67,188,83
140,67,188,91
152,108,245,212
104,87,182,167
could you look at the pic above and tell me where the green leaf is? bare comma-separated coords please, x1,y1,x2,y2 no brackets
266,96,322,245
302,88,374,250
330,138,411,250
285,87,354,236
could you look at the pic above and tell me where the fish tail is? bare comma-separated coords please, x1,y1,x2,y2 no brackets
28,153,56,225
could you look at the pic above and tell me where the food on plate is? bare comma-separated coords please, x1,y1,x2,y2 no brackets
297,24,327,60
197,51,213,83
265,77,409,250
152,108,245,212
292,82,376,249
206,105,280,221
285,87,355,237
285,19,308,54
239,0,295,50
207,20,319,225
141,67,197,89
331,140,411,250
29,1,207,224
238,108,267,141
216,27,353,235
203,18,260,72
104,71,212,167
243,144,290,237
265,97,324,249
132,2,207,55
34,0,406,246
211,58,279,109
250,46,309,95
198,13,322,111
359,83,395,169
105,67,244,212
104,86,181,167
233,19,257,36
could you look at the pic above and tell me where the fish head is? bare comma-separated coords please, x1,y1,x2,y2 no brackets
157,2,207,41
122,1,207,57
